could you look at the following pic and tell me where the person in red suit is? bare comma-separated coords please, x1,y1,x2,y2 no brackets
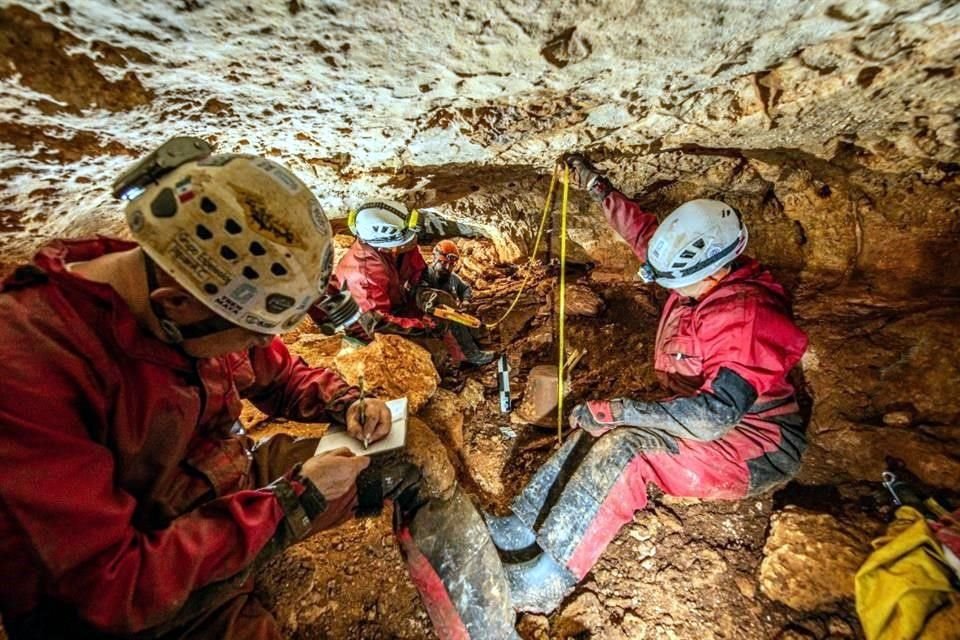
484,153,809,613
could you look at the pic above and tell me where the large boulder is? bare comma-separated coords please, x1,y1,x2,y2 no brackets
759,507,873,611
333,334,440,414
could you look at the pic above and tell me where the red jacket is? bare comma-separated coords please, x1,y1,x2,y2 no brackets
0,238,358,634
602,191,807,409
327,240,431,332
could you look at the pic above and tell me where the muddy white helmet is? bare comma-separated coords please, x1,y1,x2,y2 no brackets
640,199,748,289
122,149,334,335
348,200,419,250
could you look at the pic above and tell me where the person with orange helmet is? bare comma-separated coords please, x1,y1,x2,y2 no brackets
422,238,495,366
428,239,472,301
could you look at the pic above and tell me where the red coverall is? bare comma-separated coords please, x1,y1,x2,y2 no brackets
0,238,360,639
327,239,431,333
316,240,468,364
509,190,809,579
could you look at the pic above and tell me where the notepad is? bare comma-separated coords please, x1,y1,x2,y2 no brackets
313,397,408,456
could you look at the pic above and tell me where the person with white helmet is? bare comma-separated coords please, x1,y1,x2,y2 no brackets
317,200,496,367
480,152,809,614
0,137,398,638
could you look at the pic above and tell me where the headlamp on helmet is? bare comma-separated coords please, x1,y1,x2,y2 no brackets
114,135,364,340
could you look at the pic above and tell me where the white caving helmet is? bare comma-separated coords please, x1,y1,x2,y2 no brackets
348,200,420,250
640,199,748,289
123,152,334,335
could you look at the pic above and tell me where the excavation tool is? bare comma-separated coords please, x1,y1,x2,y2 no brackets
498,354,511,413
417,288,483,328
433,304,483,329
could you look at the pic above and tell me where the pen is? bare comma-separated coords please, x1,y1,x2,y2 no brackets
358,374,368,450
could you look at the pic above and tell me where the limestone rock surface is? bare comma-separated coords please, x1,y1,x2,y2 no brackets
333,334,439,414
759,507,872,611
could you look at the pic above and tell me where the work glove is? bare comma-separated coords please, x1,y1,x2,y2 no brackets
568,399,625,436
561,152,614,202
570,400,682,453
415,287,457,314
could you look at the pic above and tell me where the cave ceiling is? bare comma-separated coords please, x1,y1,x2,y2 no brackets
0,0,957,285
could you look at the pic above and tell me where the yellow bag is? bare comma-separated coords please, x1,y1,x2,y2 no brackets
855,506,959,640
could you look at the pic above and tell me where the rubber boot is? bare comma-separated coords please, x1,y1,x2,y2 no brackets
449,322,496,367
483,511,578,613
503,550,578,614
483,511,536,551
390,467,519,640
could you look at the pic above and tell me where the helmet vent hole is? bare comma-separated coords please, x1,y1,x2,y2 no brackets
692,239,706,249
243,266,260,280
200,197,217,213
195,224,213,240
270,262,288,276
224,219,242,234
680,249,696,259
249,242,266,256
203,283,219,295
220,246,238,261
150,188,178,218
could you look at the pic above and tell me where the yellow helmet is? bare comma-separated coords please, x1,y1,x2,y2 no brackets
124,153,333,334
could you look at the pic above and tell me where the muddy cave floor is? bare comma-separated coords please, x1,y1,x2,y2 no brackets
247,240,960,640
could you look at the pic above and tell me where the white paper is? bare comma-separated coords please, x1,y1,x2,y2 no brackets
313,397,408,456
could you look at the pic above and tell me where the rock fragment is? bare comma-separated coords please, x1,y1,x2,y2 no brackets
759,506,871,611
333,334,439,413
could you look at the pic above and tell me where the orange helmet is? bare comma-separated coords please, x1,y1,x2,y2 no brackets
433,239,460,267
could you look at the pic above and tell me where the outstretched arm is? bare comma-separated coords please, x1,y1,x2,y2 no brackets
243,338,359,423
600,191,660,263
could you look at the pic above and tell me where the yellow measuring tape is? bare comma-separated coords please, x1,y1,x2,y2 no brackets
556,164,570,445
484,165,560,329
481,160,571,446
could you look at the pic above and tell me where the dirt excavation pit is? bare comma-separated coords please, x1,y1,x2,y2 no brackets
238,232,960,639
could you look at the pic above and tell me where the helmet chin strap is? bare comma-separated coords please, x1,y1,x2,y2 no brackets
143,253,244,344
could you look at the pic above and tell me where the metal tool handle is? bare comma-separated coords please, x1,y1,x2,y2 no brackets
882,471,902,506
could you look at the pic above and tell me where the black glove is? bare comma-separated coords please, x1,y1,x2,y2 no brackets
415,287,457,314
561,152,614,202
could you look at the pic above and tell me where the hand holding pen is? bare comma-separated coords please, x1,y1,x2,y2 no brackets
346,380,392,448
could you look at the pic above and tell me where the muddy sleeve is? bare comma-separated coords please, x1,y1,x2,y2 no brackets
600,190,660,262
620,367,758,441
0,399,289,634
245,338,360,424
